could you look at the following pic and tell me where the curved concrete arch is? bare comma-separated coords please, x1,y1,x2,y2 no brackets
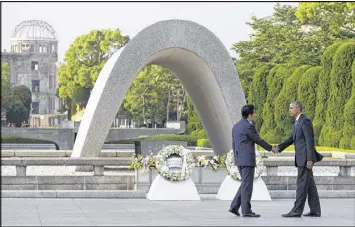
72,20,246,157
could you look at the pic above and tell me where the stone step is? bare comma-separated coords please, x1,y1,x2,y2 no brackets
1,190,146,198
1,190,353,199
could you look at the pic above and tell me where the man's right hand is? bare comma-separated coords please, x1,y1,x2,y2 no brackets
272,145,279,153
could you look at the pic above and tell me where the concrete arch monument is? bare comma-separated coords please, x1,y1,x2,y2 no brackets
72,20,246,158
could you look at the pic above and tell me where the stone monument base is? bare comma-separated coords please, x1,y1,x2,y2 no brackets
216,175,271,200
147,175,201,200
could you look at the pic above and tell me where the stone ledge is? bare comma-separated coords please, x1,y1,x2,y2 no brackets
264,159,354,166
1,157,132,166
1,190,146,198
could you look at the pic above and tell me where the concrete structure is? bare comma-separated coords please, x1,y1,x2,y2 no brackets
73,20,246,159
1,20,65,127
1,127,184,150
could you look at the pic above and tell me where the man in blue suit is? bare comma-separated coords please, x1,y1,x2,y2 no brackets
229,104,276,218
277,101,323,217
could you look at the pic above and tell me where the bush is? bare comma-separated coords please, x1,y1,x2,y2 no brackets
197,139,212,148
314,42,344,145
297,66,322,121
197,129,207,138
106,134,200,146
274,65,312,139
1,136,55,144
247,65,271,132
339,59,355,149
260,65,293,143
321,41,355,147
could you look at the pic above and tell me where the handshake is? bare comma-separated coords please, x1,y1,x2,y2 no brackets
271,145,279,153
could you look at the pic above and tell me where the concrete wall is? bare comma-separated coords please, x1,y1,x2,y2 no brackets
1,127,184,150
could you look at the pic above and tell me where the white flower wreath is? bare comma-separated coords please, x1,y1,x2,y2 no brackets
226,150,265,181
155,145,195,181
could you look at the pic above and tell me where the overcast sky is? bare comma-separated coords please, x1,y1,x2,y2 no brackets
1,2,298,62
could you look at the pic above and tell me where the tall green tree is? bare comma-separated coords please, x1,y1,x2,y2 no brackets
321,41,355,147
58,29,130,117
1,62,11,114
247,65,271,132
296,2,355,39
274,65,312,139
339,59,355,149
123,65,185,127
233,3,335,97
314,42,344,145
12,85,32,120
297,66,322,121
185,95,203,136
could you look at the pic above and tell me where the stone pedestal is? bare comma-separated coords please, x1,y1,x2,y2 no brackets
146,175,200,200
216,175,271,200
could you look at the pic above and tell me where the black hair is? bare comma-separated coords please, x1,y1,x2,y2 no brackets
241,104,255,119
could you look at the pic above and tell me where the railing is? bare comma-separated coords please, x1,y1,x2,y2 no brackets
263,159,355,177
1,157,132,176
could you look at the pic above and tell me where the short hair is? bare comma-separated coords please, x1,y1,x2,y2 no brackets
241,104,255,119
291,100,303,111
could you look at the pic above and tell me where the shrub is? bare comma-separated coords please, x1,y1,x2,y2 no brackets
197,139,212,148
314,42,344,145
260,65,293,143
297,66,322,121
197,129,207,138
321,41,355,147
106,134,200,146
247,65,271,132
339,59,355,149
274,65,312,139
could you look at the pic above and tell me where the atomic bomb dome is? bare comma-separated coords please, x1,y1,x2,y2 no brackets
11,20,57,40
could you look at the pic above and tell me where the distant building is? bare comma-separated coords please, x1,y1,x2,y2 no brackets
1,20,66,127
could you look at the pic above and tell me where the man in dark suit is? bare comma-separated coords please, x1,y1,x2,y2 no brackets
229,104,277,218
276,101,323,218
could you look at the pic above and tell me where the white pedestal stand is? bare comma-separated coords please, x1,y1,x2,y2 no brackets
216,175,271,200
146,175,201,200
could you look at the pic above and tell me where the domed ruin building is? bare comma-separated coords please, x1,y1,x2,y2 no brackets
1,20,66,127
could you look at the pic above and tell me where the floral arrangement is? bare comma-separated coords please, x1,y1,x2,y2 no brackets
225,150,265,181
129,153,156,173
129,147,265,182
197,154,226,171
155,145,195,181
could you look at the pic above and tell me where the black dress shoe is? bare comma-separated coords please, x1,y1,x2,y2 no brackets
281,212,302,217
229,208,240,216
243,212,261,217
303,212,321,217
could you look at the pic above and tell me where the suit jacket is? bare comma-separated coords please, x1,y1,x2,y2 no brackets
232,119,272,167
278,114,323,167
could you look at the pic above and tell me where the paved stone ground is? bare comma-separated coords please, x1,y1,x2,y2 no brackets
1,198,354,226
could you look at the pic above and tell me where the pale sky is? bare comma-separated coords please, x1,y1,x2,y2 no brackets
1,2,298,63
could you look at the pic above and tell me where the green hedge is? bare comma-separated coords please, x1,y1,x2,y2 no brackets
314,42,344,145
1,136,56,144
339,59,355,149
247,65,271,132
321,41,355,147
106,134,200,146
260,65,293,143
197,139,212,148
274,65,312,139
298,66,322,121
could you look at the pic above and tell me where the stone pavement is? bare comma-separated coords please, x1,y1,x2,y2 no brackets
1,198,354,226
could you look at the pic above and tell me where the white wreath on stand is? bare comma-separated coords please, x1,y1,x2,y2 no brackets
155,145,195,181
225,149,265,181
